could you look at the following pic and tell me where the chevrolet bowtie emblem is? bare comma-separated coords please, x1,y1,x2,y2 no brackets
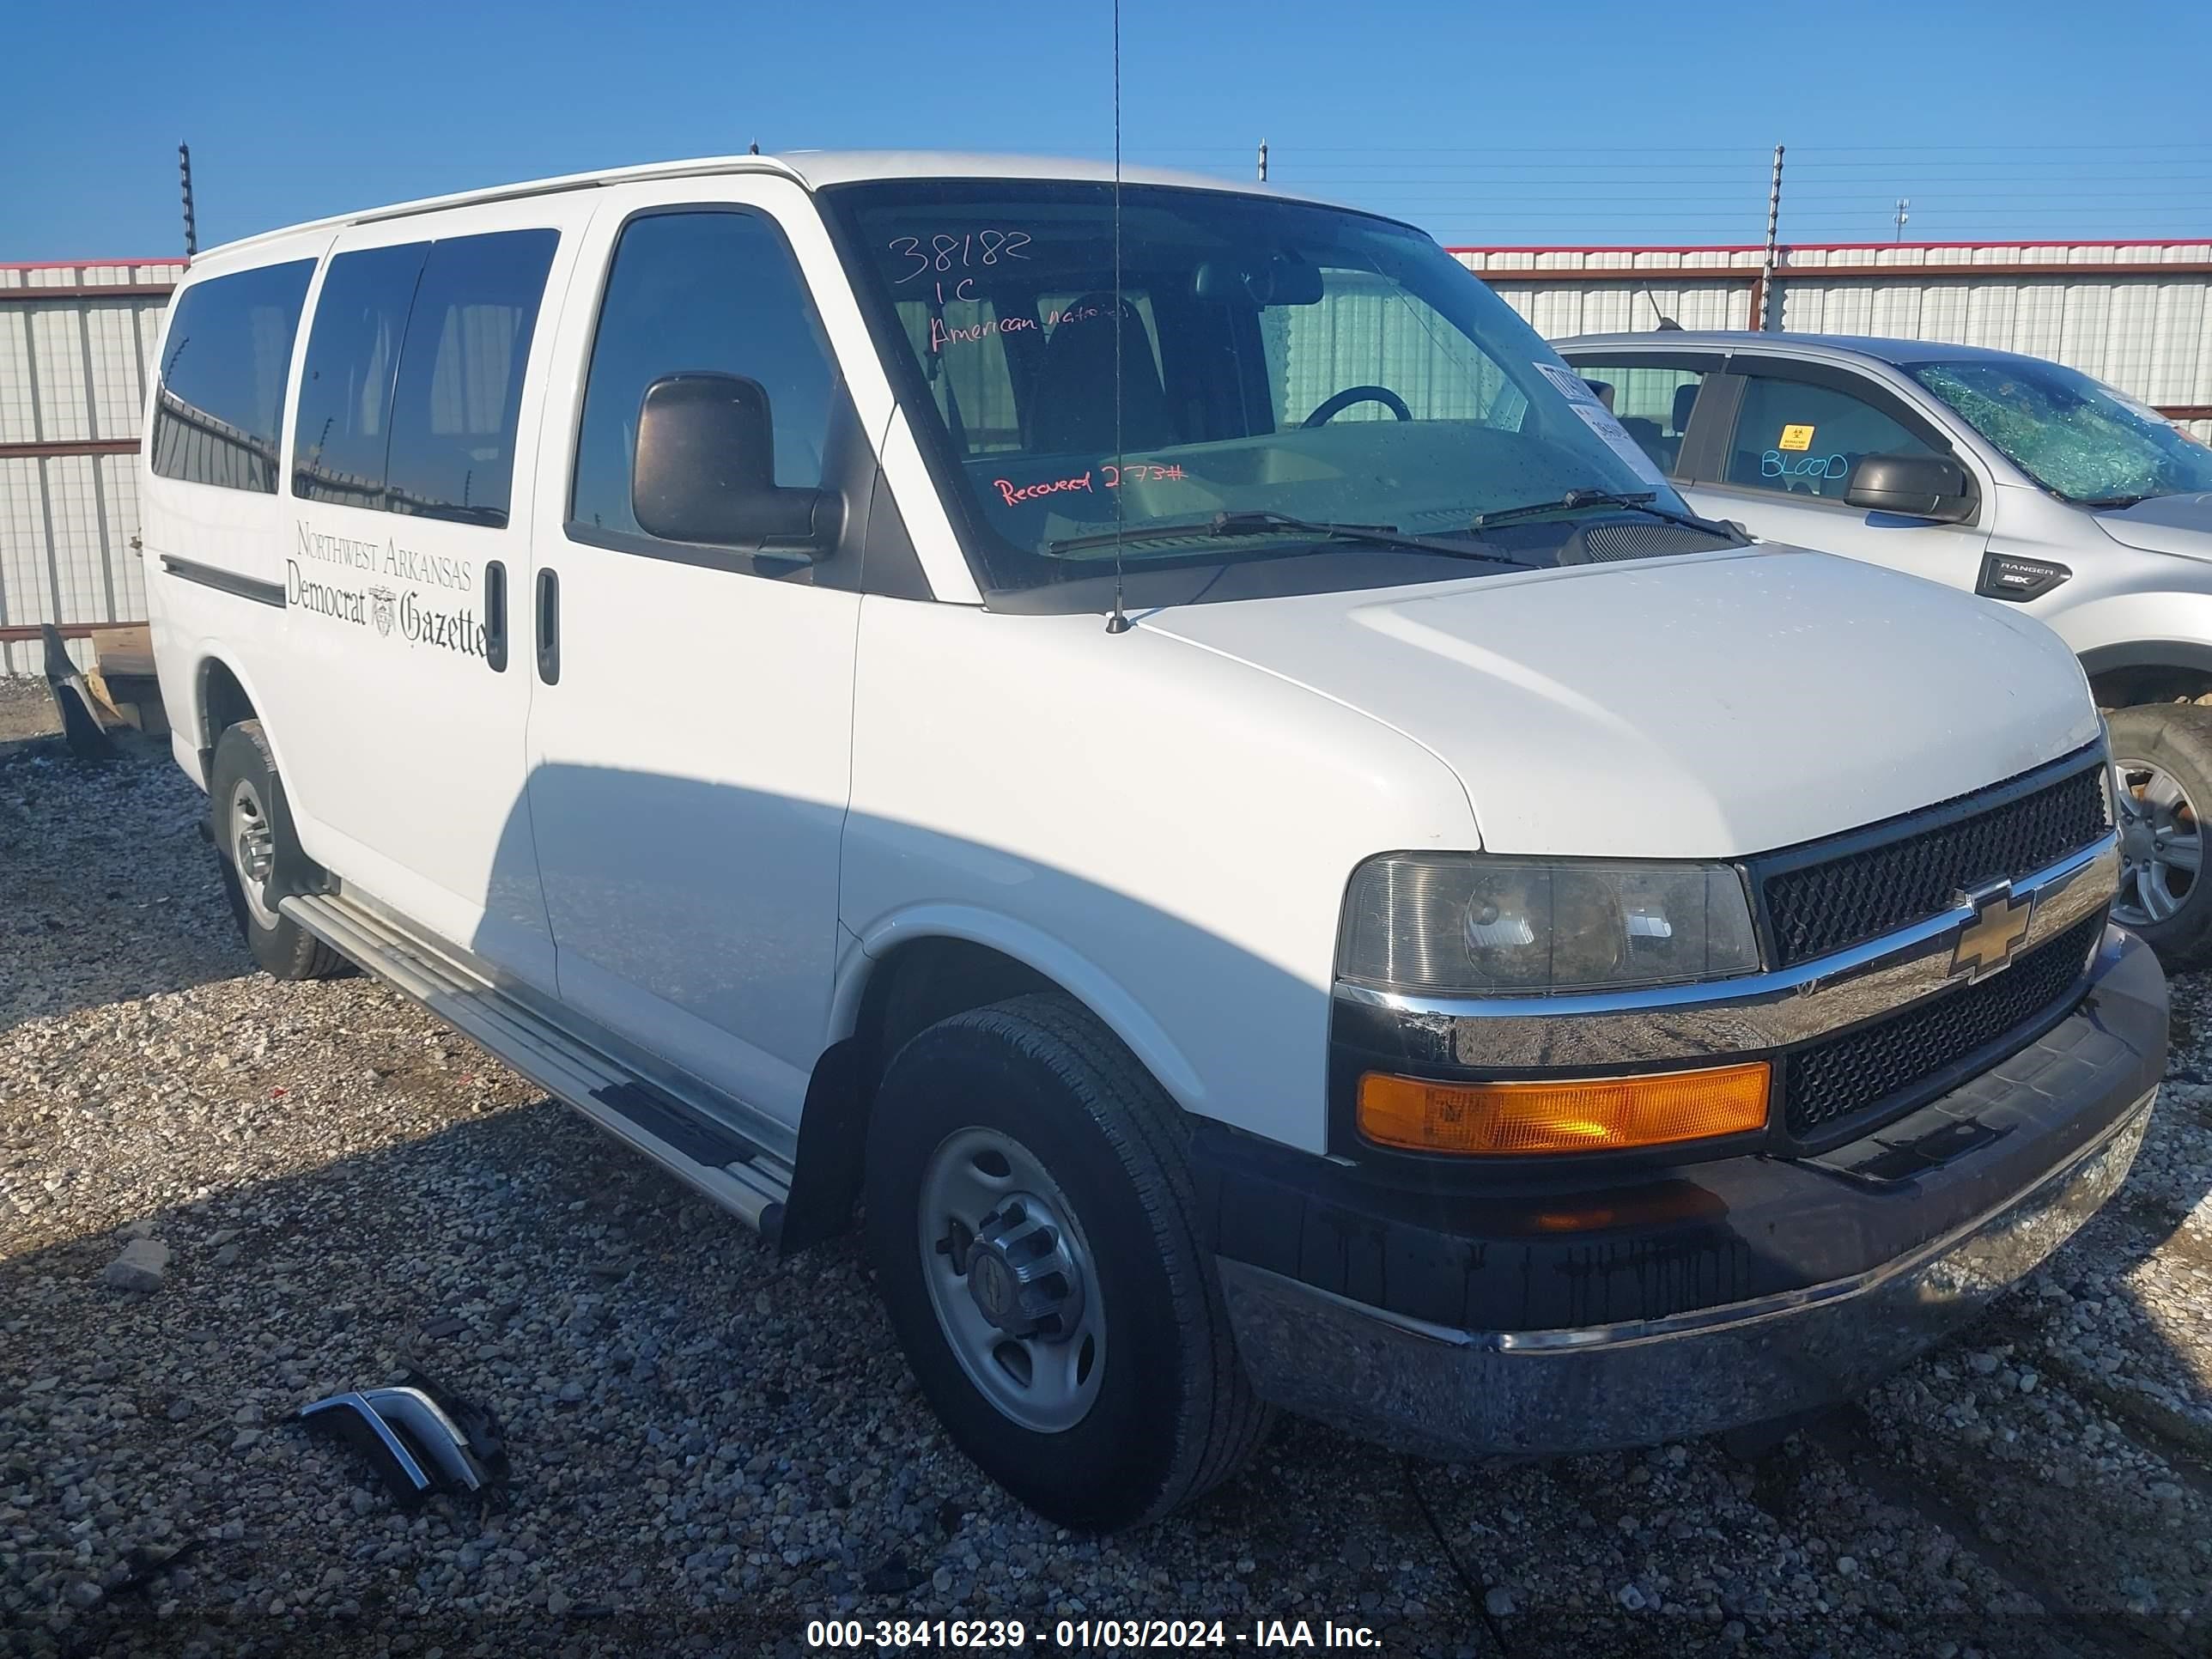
1950,882,2035,982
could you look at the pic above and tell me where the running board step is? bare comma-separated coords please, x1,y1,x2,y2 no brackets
282,891,791,1241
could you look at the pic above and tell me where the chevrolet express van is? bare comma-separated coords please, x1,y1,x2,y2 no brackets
141,154,2166,1531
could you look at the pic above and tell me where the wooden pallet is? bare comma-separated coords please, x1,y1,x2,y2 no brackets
82,624,167,736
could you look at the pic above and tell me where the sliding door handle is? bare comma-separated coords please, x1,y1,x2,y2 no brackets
483,560,507,672
535,568,560,685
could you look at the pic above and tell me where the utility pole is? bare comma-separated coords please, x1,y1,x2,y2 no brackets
178,143,198,261
1753,143,1784,332
1257,139,1267,184
1893,197,1910,242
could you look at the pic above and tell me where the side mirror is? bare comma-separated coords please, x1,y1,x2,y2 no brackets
631,373,836,554
1844,453,1976,524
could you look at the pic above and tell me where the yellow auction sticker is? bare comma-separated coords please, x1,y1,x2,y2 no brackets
1778,423,1816,452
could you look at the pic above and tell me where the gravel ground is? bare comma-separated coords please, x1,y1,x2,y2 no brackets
0,680,62,748
6,724,2212,1658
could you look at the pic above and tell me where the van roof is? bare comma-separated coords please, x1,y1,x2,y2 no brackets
195,151,1343,264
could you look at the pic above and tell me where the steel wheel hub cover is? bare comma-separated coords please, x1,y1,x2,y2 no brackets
918,1127,1108,1434
963,1198,1086,1340
229,780,278,926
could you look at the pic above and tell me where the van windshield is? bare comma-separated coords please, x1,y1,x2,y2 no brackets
1908,357,2212,507
824,179,1694,599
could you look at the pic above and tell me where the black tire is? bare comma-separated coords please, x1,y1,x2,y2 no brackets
863,993,1271,1530
2109,703,2212,971
207,720,349,981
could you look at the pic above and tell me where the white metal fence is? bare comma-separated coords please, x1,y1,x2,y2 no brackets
0,261,184,673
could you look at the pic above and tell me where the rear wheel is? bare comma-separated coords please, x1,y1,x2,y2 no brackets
863,994,1270,1530
208,720,348,980
2108,704,2212,969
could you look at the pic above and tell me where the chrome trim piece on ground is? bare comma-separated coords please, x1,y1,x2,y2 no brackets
301,1381,504,1505
1334,833,2117,1066
358,1388,488,1492
1217,1092,2150,1460
300,1393,444,1503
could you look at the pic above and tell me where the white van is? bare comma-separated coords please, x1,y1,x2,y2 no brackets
141,153,2165,1531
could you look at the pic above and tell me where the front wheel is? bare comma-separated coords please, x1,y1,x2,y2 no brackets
2108,703,2212,969
863,994,1270,1530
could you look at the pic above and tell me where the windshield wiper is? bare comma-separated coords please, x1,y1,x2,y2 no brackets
1468,488,1735,537
1045,510,1522,564
2081,493,2157,509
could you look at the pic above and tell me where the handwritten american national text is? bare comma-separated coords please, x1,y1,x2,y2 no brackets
929,301,1103,355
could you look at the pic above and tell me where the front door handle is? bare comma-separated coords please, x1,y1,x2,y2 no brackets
535,568,560,685
483,560,507,672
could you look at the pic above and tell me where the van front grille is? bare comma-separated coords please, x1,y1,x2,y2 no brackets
1782,911,2104,1140
1759,757,2109,969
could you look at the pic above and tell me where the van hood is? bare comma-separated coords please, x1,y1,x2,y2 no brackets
2095,493,2212,559
1141,546,2099,860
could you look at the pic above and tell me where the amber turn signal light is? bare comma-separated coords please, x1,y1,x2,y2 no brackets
1356,1062,1771,1156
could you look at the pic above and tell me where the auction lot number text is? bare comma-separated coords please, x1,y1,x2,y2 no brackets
806,1617,1382,1650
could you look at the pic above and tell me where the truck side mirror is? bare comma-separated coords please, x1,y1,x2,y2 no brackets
1844,453,1976,524
631,373,836,555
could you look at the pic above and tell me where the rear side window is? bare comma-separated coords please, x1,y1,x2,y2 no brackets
149,260,314,492
292,228,557,527
294,243,428,508
385,230,560,525
570,210,840,541
1565,362,1710,477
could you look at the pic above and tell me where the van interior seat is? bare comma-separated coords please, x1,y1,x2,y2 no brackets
1024,295,1176,455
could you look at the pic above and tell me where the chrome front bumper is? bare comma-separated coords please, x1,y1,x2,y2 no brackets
1219,1094,2148,1459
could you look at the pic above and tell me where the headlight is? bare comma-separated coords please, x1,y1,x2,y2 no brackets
1339,854,1761,996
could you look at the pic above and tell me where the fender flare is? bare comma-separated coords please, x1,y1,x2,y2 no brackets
191,647,286,769
833,904,1211,1112
779,907,1216,1255
2077,640,2212,684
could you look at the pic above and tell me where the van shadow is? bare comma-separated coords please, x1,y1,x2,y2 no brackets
0,738,251,1031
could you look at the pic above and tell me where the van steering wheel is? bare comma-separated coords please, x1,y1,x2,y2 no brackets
1302,386,1413,427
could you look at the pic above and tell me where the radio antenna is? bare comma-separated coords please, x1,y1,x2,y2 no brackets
1104,0,1131,635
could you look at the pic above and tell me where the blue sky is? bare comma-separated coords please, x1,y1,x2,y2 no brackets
6,0,2209,257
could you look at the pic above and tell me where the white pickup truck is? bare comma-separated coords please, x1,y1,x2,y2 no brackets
140,153,2165,1530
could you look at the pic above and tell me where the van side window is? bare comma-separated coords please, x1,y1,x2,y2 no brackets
570,210,840,540
294,242,428,509
385,229,560,526
149,260,314,493
293,230,557,526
